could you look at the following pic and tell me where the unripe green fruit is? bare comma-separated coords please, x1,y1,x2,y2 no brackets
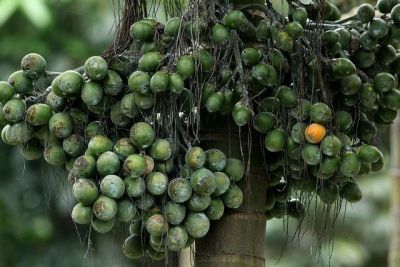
222,10,249,32
117,199,137,222
331,58,356,77
166,202,186,225
222,185,243,209
125,177,146,197
58,70,83,95
73,156,96,178
377,0,397,13
146,214,168,236
130,21,155,42
190,168,216,196
176,55,195,79
45,90,65,112
155,158,174,174
340,181,362,203
0,81,15,103
291,7,308,26
265,128,285,152
197,49,214,73
302,144,321,165
85,121,104,139
130,122,155,150
340,74,361,95
368,18,389,39
92,218,115,233
49,112,73,139
71,203,92,224
93,195,118,221
135,193,155,210
62,134,84,157
123,154,147,177
120,93,139,118
357,144,381,163
276,85,296,107
146,171,168,195
188,194,211,212
110,101,130,128
212,172,230,197
335,110,353,132
128,71,151,94
205,149,227,172
19,139,43,160
150,71,169,93
286,22,303,38
374,72,395,92
44,144,66,166
212,23,230,44
206,91,223,113
340,151,361,177
3,99,25,122
104,70,123,96
321,156,340,175
169,73,184,94
139,52,161,72
321,135,342,156
276,31,293,52
26,103,52,126
184,212,210,238
21,53,47,79
134,92,154,110
88,135,113,158
96,151,121,176
165,17,182,37
185,147,206,170
256,19,270,41
8,70,33,95
113,137,136,160
224,158,245,182
84,56,108,81
206,198,225,220
100,175,125,199
357,4,375,23
252,63,277,86
168,178,192,203
81,81,103,106
167,226,188,251
359,32,378,51
310,103,332,124
378,45,396,65
360,83,378,108
150,139,173,161
384,89,400,109
232,102,251,127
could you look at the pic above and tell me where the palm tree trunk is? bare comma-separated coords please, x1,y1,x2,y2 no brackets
389,117,400,267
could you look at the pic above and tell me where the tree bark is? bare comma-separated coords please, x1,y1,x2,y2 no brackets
195,114,268,267
389,117,400,267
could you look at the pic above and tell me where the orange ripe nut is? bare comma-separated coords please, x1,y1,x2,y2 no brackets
304,123,326,144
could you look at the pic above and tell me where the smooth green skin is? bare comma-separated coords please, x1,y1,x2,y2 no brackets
291,7,308,26
139,52,161,72
187,194,211,212
169,73,184,94
165,202,186,225
185,147,206,170
223,184,243,209
146,172,168,195
46,90,65,111
340,182,362,203
73,155,96,178
256,19,270,41
93,195,118,221
201,82,215,104
374,72,395,92
104,70,123,96
8,122,34,144
62,134,83,157
72,178,98,205
241,48,261,67
146,214,168,236
0,81,15,103
167,226,188,251
19,139,43,160
124,177,146,197
168,178,193,203
190,168,216,196
310,103,332,124
184,212,210,238
378,45,396,65
26,103,51,126
84,56,108,81
58,70,83,95
205,149,227,172
71,203,92,224
252,63,277,87
340,74,361,95
212,172,230,197
120,94,139,118
123,234,144,259
155,158,174,174
212,23,230,44
43,144,66,166
379,106,398,122
384,89,400,109
357,144,381,163
149,234,167,252
368,18,389,39
323,30,340,46
133,92,154,110
392,4,400,24
259,97,280,113
360,83,378,108
130,122,155,150
135,193,155,210
129,219,142,235
205,92,223,113
100,174,125,199
110,101,130,127
91,218,115,233
128,71,151,94
353,49,375,69
8,70,32,95
291,122,306,144
318,182,339,205
3,99,25,123
360,32,378,51
21,53,47,79
357,4,375,23
224,158,245,182
222,10,248,32
331,58,356,77
88,135,113,158
117,199,137,222
206,198,225,220
265,128,285,152
253,112,276,133
197,49,214,73
130,21,154,42
85,121,104,140
48,112,73,139
123,154,147,177
113,137,136,160
286,22,303,38
340,152,361,177
176,55,195,79
81,81,103,106
165,17,182,37
321,156,340,175
232,102,251,127
149,139,172,161
321,135,342,156
335,110,353,132
301,144,321,166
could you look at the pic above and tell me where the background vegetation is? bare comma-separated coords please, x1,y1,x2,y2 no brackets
0,0,390,266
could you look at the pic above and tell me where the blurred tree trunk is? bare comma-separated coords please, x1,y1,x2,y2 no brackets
389,117,400,267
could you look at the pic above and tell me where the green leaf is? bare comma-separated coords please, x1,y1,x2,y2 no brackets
270,0,289,17
20,0,52,29
0,0,21,26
